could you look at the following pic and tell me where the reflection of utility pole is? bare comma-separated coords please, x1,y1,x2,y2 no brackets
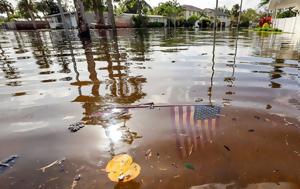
209,26,217,105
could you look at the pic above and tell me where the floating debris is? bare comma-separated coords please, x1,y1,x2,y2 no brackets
68,122,85,133
266,104,272,109
105,154,141,183
184,163,195,170
171,163,178,168
254,115,260,120
248,129,255,132
159,168,168,171
224,145,231,151
145,149,152,159
71,174,81,189
40,158,65,173
0,155,19,174
283,117,293,126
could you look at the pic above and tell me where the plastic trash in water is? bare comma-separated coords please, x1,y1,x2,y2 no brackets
0,155,19,174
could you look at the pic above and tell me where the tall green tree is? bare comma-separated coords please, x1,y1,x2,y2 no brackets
35,0,64,16
0,0,14,18
153,0,183,27
118,0,151,15
83,0,105,25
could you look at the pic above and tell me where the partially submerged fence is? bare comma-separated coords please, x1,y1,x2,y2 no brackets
273,14,300,33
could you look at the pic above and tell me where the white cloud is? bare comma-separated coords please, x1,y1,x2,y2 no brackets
148,0,261,10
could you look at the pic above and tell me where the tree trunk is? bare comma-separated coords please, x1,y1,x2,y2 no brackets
73,0,90,38
57,0,67,29
28,0,37,29
106,0,116,29
93,0,105,26
137,0,142,16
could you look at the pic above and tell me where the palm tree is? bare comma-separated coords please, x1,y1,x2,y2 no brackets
17,0,37,29
83,0,105,26
259,0,270,7
73,0,90,37
107,0,116,29
0,0,14,19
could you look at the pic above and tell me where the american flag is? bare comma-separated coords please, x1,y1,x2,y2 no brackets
171,105,221,158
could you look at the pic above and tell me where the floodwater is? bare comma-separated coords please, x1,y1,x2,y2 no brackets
0,28,299,189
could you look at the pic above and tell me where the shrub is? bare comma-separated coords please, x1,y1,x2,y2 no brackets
147,22,164,28
132,15,149,28
199,17,212,28
187,15,200,27
259,16,272,27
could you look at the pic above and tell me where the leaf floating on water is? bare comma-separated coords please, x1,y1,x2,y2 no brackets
184,163,195,170
254,115,260,120
106,154,141,183
39,158,65,173
224,145,231,151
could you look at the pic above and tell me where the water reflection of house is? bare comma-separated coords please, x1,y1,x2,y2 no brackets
203,8,230,27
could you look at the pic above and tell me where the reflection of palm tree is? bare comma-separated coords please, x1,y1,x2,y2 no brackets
0,37,21,86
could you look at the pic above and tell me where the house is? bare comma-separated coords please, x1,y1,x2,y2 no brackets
203,8,230,27
269,0,300,34
269,0,300,10
182,5,203,20
45,12,77,29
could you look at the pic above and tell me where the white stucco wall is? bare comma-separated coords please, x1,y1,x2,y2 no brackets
273,14,300,33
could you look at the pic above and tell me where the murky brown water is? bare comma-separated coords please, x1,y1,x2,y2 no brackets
0,28,299,189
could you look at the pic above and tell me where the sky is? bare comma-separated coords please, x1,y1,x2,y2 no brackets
7,0,262,10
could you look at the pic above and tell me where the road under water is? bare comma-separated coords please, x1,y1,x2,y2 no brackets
0,28,299,189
